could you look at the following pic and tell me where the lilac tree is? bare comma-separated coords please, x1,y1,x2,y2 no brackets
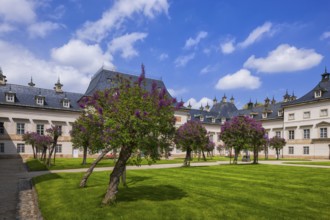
220,116,265,164
174,121,209,166
204,140,215,158
269,136,286,160
46,125,61,167
74,66,179,205
23,132,39,159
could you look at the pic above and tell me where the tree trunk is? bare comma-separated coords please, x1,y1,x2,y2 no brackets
47,145,55,167
82,146,88,165
184,148,191,167
120,165,127,187
229,147,232,165
41,146,47,162
253,146,258,164
53,149,56,165
276,148,279,160
32,145,36,159
233,148,239,164
80,148,110,188
102,146,132,205
202,150,206,161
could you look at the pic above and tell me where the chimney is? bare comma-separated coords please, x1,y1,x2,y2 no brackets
230,96,235,104
205,102,210,111
247,99,253,109
213,96,217,105
222,94,227,103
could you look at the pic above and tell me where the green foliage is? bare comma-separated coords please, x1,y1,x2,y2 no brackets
34,165,330,219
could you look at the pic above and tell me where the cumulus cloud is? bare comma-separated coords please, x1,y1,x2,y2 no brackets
215,69,261,90
0,0,36,24
0,40,91,93
159,53,169,61
220,39,235,54
200,65,216,74
28,21,61,38
76,0,169,42
174,53,195,67
108,32,147,59
168,88,188,97
321,31,330,40
0,23,16,34
184,97,213,109
184,31,208,49
243,44,323,73
238,22,273,48
51,39,113,74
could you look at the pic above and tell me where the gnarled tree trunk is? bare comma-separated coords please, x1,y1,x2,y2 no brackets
82,146,88,165
102,146,132,205
80,147,110,187
233,148,239,164
183,147,192,166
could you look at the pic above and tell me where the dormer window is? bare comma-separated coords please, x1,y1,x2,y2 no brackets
63,99,70,108
200,116,204,122
5,93,15,102
221,117,226,124
262,113,267,119
36,96,44,106
278,110,283,117
187,114,191,120
212,118,215,123
314,90,322,98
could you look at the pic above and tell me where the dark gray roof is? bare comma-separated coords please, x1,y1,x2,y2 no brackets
0,84,83,111
210,102,238,118
282,73,330,106
233,102,283,120
188,108,222,125
84,68,171,97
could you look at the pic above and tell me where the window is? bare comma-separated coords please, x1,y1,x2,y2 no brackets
6,94,15,102
320,109,328,117
218,134,221,142
187,114,191,120
278,111,283,117
275,131,281,138
211,118,215,123
16,123,25,135
200,116,204,122
303,146,309,155
221,118,226,124
0,143,4,153
17,144,25,153
320,128,328,138
36,97,44,105
0,122,4,134
55,144,62,153
303,111,310,119
57,126,62,136
209,134,214,142
288,146,294,154
262,113,267,119
36,124,44,135
303,129,310,139
288,113,294,120
314,90,322,98
289,130,295,140
63,100,70,108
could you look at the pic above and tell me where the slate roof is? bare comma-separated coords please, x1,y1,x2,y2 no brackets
84,68,172,98
188,108,221,124
282,72,330,106
210,102,238,118
0,83,83,111
233,102,284,120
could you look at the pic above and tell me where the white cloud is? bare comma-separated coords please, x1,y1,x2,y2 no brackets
174,53,195,67
49,5,66,20
108,32,147,59
321,31,330,40
215,69,261,90
238,22,272,48
220,39,235,54
0,0,36,24
76,0,169,42
51,39,113,74
184,31,208,49
0,40,91,93
200,65,215,74
28,21,61,38
184,97,213,109
159,53,168,61
168,88,188,97
243,44,323,73
0,23,16,34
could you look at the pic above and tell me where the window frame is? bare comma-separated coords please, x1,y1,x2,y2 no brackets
320,128,328,138
55,144,62,153
288,146,294,155
6,94,15,102
320,109,328,117
36,97,44,105
63,100,70,108
16,123,25,135
0,122,4,134
289,130,295,140
303,129,310,139
36,124,44,135
303,111,310,119
288,113,295,120
275,131,281,138
303,146,309,155
0,143,4,153
17,143,25,153
314,90,322,98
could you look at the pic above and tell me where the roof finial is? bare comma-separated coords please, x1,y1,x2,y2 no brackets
325,66,327,73
28,76,35,87
54,76,63,93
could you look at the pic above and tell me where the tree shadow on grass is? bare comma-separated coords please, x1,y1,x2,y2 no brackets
116,185,187,202
32,173,62,185
126,176,152,186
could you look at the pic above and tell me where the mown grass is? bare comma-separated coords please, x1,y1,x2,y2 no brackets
33,165,330,220
26,156,227,171
284,161,330,166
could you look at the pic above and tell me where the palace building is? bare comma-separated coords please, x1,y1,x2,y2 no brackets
0,67,329,159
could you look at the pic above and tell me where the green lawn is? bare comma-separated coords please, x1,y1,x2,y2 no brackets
284,161,330,166
33,165,330,220
26,156,227,171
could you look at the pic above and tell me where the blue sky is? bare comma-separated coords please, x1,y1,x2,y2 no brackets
0,0,329,108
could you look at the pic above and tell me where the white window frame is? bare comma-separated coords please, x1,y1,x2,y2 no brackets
211,118,215,123
288,113,294,120
278,111,283,117
303,146,309,155
55,144,62,153
303,129,310,139
221,118,226,124
16,123,25,135
63,100,70,108
303,111,310,119
200,116,204,122
289,130,295,140
275,131,281,138
6,94,15,102
36,97,44,105
320,109,328,117
320,128,328,138
36,124,44,135
17,143,25,153
288,146,294,155
314,90,322,98
0,143,4,153
262,113,267,119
